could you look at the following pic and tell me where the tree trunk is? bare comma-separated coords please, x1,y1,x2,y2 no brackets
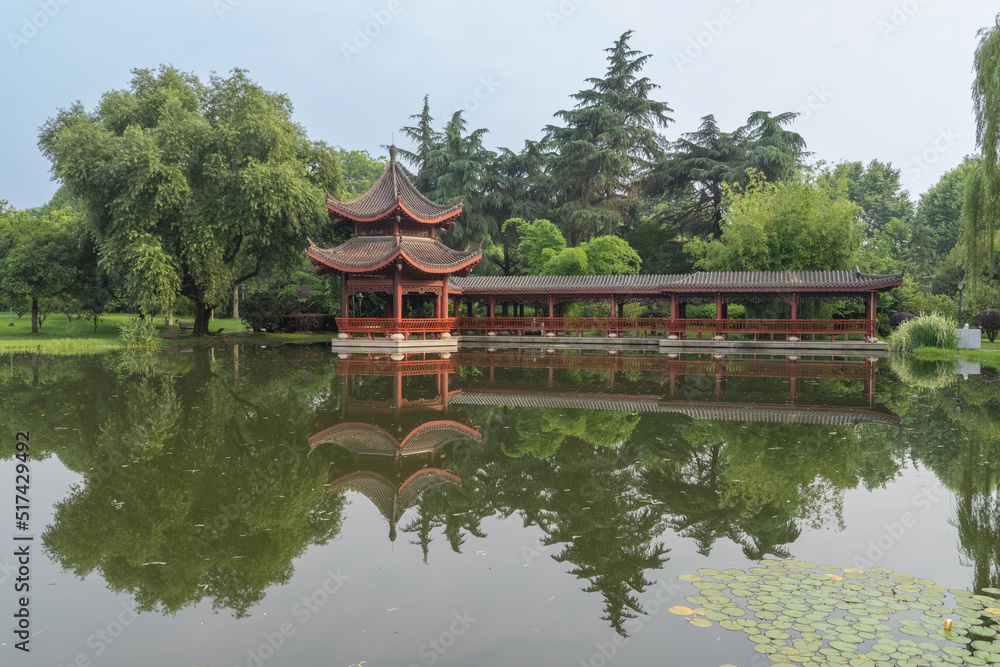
193,302,213,337
233,286,240,320
31,298,38,334
94,314,99,333
166,312,174,326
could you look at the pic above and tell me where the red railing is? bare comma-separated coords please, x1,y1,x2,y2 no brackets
335,317,876,340
336,318,457,337
456,317,664,336
455,317,875,340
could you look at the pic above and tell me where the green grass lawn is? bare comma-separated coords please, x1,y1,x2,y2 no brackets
914,338,1000,364
0,313,333,353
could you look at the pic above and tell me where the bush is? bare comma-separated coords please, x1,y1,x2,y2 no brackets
117,317,159,348
240,292,292,332
971,309,1000,343
889,312,915,330
887,313,958,358
274,314,338,333
903,293,956,321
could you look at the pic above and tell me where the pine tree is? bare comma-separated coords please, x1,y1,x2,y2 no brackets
546,30,673,243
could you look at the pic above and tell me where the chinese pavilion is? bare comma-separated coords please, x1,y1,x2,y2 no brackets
309,147,904,346
308,145,481,339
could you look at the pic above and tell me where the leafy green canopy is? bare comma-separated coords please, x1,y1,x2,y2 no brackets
962,14,1000,288
686,171,863,272
512,219,641,276
0,203,86,332
38,66,343,335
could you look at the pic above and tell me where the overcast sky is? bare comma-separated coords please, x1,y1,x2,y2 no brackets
1,0,997,209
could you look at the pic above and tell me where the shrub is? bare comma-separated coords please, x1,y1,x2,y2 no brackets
274,314,338,333
117,317,159,348
887,313,958,358
889,312,915,330
971,309,1000,343
241,292,292,332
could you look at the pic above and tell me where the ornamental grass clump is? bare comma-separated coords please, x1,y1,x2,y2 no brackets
117,317,159,349
887,313,958,358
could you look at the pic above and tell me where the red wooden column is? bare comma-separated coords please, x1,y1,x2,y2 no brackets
441,280,449,318
670,294,678,319
442,369,449,411
340,274,349,318
489,296,496,318
790,293,799,336
609,296,618,319
868,292,878,339
715,294,724,335
393,271,402,323
548,295,555,319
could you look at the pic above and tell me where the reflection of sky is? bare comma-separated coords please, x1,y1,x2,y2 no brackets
17,453,964,666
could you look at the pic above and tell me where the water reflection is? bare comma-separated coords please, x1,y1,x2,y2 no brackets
2,345,999,650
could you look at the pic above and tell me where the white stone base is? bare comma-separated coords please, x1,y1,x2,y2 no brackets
787,336,800,342
713,335,725,341
668,334,679,341
545,332,556,337
390,333,405,341
607,333,618,338
338,333,349,340
441,332,452,339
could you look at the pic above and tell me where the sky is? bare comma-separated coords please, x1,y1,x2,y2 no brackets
0,0,997,210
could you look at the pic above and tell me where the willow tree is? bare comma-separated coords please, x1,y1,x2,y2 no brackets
962,14,1000,288
39,67,343,335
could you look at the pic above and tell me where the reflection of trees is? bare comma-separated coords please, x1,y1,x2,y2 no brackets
904,371,1000,593
31,347,345,617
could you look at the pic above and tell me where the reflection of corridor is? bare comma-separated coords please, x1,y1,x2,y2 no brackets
331,351,898,427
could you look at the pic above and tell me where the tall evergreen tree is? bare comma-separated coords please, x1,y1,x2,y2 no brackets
422,112,500,250
652,112,808,238
545,30,673,243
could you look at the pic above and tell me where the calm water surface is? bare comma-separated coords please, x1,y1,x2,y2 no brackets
1,345,997,666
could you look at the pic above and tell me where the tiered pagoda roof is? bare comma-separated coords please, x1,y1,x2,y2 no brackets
326,145,463,227
309,236,481,276
309,145,481,276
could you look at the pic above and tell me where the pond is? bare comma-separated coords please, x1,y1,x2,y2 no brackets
2,345,998,666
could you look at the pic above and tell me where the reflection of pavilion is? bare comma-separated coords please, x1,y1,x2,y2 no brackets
336,353,458,421
315,360,481,541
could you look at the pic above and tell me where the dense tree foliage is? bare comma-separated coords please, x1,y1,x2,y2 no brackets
685,172,863,272
544,30,673,243
649,112,808,239
962,14,1000,292
38,67,344,335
